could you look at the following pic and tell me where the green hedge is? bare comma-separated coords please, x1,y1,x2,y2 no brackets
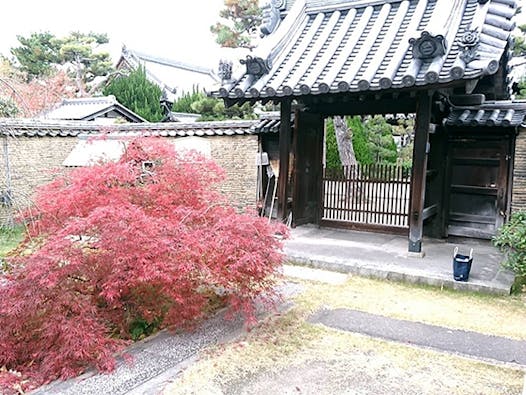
494,211,526,278
325,116,398,169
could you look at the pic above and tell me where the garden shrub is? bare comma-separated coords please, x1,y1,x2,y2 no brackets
348,116,373,165
0,138,286,393
324,118,342,170
493,211,526,278
325,116,398,169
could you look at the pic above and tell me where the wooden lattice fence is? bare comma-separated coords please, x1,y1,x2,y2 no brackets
321,164,411,233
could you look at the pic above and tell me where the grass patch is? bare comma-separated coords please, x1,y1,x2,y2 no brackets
294,275,526,340
0,225,24,258
163,279,525,395
164,311,523,395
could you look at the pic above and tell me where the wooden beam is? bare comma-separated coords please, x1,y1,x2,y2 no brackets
306,97,416,116
408,92,432,253
422,204,438,221
320,220,409,236
277,100,292,221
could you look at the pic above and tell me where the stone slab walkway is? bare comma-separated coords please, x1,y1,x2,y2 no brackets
309,308,526,367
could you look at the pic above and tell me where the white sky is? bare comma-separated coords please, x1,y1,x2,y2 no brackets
1,1,525,69
0,0,244,69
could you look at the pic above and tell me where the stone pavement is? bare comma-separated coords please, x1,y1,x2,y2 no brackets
32,310,247,395
284,225,515,295
310,308,526,367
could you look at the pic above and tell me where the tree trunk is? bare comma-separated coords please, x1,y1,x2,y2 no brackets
75,54,85,97
333,116,360,203
333,116,357,167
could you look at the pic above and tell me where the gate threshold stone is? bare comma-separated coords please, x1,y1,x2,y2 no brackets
284,225,515,295
309,308,526,367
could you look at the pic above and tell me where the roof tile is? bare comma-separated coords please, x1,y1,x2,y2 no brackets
0,119,264,138
445,101,526,127
213,0,517,101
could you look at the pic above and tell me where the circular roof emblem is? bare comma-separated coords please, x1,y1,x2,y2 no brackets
409,31,446,60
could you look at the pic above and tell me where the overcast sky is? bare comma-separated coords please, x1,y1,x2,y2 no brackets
2,1,525,70
0,0,242,69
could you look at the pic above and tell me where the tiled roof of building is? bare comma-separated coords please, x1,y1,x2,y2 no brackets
253,112,283,133
213,0,517,101
0,118,272,137
118,47,220,100
42,96,146,123
445,100,526,127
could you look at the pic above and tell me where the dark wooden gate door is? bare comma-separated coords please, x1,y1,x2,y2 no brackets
292,111,323,226
446,136,511,239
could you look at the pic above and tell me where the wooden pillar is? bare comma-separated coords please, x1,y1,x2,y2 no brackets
408,92,432,253
277,99,292,221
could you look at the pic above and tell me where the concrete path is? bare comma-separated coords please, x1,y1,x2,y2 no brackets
284,225,515,295
310,308,526,367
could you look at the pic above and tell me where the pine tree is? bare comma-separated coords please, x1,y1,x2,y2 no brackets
10,32,61,79
103,67,163,122
11,31,112,93
0,97,19,117
362,116,398,164
210,0,261,49
171,90,256,121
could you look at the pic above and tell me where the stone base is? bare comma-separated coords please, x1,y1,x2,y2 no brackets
406,251,426,259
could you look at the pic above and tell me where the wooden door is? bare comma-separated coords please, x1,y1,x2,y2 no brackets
292,112,323,226
445,136,511,239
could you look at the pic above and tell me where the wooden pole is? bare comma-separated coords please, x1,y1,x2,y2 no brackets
408,91,432,253
277,99,292,221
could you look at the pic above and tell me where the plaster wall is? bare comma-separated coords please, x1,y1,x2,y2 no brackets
0,134,258,226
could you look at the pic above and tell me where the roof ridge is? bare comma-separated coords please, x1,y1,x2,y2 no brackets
125,48,215,76
61,96,116,105
0,118,259,129
0,118,265,137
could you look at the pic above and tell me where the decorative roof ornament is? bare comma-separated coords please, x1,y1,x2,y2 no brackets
409,31,447,60
240,56,270,77
212,0,516,100
218,59,233,82
458,29,480,64
260,1,281,36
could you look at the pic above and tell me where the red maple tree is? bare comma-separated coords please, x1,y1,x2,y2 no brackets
0,138,286,393
0,70,76,117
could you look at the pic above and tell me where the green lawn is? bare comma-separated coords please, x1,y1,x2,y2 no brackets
0,225,25,258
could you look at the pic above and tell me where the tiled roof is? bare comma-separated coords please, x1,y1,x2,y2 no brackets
213,0,517,101
445,100,526,127
253,112,283,133
43,96,146,123
118,47,220,100
0,118,265,138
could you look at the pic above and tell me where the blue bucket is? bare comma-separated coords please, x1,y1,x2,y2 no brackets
453,247,473,282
